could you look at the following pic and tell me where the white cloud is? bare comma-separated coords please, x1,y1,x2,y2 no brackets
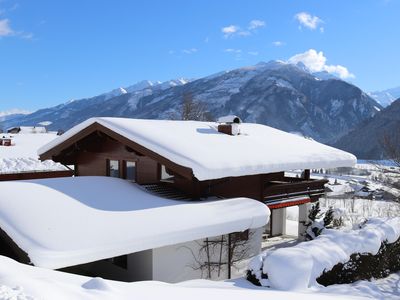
224,48,243,60
247,51,259,56
0,18,13,36
272,41,285,47
182,48,198,54
224,48,242,53
0,18,33,39
295,12,323,30
248,19,265,30
222,25,239,38
221,19,265,38
288,49,355,79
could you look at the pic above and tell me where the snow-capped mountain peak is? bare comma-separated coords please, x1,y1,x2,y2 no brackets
368,86,400,107
0,109,31,118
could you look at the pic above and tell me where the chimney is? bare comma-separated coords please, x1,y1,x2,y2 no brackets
217,115,242,136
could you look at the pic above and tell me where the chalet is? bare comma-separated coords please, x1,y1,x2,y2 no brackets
0,116,356,283
37,116,356,237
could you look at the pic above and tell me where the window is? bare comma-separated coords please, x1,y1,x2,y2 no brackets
107,160,120,178
109,255,128,269
124,161,136,181
230,230,249,242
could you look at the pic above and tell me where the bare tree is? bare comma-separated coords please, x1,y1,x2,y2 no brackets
170,93,213,121
181,232,253,280
379,129,400,201
382,130,400,168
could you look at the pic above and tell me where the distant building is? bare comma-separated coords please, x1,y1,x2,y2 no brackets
0,131,72,181
0,135,13,147
7,126,47,134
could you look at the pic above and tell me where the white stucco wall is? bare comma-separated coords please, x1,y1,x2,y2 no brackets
68,228,264,283
152,227,264,283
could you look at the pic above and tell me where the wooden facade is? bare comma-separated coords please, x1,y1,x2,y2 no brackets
0,170,74,181
39,124,327,205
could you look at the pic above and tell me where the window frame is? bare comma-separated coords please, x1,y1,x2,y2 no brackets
106,159,121,178
123,160,137,182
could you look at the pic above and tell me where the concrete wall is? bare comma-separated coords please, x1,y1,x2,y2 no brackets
270,208,287,236
298,203,311,240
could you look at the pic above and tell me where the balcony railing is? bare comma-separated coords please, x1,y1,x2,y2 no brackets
264,177,328,203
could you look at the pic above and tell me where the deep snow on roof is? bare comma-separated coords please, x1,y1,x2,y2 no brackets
0,133,67,173
38,118,356,181
0,176,269,269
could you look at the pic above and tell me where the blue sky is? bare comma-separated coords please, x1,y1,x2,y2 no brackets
0,0,399,112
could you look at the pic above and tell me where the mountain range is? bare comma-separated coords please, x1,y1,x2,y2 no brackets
1,61,381,145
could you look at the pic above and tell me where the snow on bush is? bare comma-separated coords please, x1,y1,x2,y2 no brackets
248,217,400,291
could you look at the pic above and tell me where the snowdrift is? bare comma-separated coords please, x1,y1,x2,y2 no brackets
248,217,400,290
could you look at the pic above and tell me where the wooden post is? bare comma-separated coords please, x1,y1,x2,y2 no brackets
205,238,211,279
303,169,310,180
228,234,231,279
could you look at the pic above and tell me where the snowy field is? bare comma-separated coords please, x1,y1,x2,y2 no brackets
286,162,400,227
1,253,399,299
0,255,376,300
0,132,67,173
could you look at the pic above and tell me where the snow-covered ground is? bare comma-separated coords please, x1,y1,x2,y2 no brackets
0,255,363,300
0,133,67,173
320,273,400,299
2,253,400,299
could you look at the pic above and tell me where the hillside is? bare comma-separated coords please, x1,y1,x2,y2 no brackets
333,99,400,159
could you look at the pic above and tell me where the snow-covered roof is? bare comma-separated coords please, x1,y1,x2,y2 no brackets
0,133,67,174
38,117,356,181
7,126,47,133
0,176,269,269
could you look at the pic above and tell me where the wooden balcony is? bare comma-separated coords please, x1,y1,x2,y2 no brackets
264,177,328,203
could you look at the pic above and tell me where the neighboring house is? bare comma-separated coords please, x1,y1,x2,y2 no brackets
325,182,355,197
7,126,47,134
0,135,13,146
0,132,72,181
354,186,374,198
0,176,269,283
